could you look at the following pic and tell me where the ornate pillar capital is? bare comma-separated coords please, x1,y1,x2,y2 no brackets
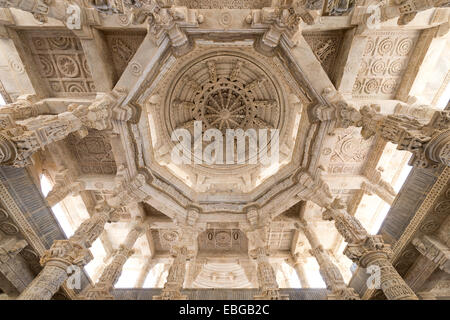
321,196,418,300
18,204,113,300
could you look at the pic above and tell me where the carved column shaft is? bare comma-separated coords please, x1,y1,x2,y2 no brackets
18,205,113,300
154,246,192,300
302,223,359,299
253,247,281,299
292,259,310,288
81,226,143,300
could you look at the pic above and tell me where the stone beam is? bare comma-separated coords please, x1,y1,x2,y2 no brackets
75,28,117,92
280,34,335,99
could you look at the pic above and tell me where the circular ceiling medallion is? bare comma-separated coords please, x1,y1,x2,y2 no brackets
168,54,281,135
162,230,179,242
215,231,232,247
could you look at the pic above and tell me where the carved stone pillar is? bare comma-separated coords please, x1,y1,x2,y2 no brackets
301,222,359,299
250,246,284,300
323,198,418,300
17,203,116,300
80,225,145,300
0,94,124,167
290,254,310,289
153,246,193,300
336,104,450,168
244,223,286,299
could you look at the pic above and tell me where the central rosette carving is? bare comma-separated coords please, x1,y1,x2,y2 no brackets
169,55,280,134
196,84,253,131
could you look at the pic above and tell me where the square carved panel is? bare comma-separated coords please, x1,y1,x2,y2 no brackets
20,31,95,97
66,129,117,175
352,31,419,99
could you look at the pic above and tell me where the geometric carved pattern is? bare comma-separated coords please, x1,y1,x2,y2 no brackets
303,30,344,81
198,229,247,253
66,129,117,175
353,31,419,99
104,31,146,80
20,31,95,97
327,127,374,174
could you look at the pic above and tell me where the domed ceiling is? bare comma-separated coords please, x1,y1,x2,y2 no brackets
139,43,307,193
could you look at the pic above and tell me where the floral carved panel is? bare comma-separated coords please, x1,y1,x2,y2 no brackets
198,229,247,253
20,31,95,97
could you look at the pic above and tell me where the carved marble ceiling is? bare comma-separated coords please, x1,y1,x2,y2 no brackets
0,0,448,296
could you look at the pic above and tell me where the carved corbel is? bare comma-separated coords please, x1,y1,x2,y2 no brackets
244,204,270,229
246,0,315,55
0,235,28,263
127,0,202,55
185,205,200,227
45,169,86,207
0,0,89,29
382,0,450,26
107,173,149,209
